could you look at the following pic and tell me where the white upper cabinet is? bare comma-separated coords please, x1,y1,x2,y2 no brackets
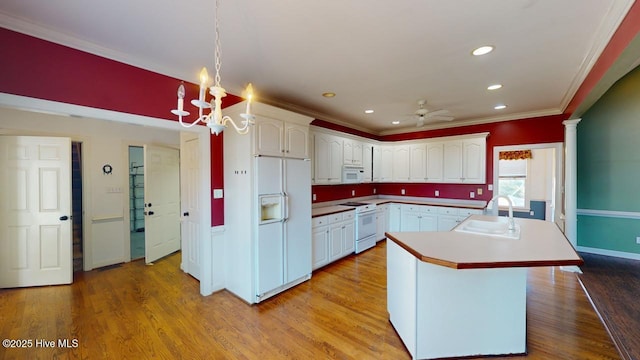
442,138,486,183
443,141,463,182
372,145,382,182
409,144,426,182
313,133,343,184
393,145,410,182
362,143,373,182
309,128,486,185
343,139,363,165
461,138,486,183
251,103,312,159
255,118,309,158
254,117,284,157
380,146,394,182
285,123,310,159
425,142,444,182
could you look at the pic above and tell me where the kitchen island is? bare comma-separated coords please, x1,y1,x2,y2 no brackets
385,215,582,360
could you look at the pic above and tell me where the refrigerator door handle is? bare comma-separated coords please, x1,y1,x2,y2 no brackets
283,192,290,222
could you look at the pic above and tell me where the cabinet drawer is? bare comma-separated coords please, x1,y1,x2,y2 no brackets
312,215,329,227
437,207,459,215
402,204,430,213
343,210,355,221
459,208,483,217
329,213,344,223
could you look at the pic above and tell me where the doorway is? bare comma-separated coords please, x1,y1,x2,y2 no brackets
492,143,564,225
129,146,145,260
72,141,84,272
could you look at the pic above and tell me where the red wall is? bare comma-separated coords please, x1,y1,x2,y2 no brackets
0,28,241,226
312,114,567,203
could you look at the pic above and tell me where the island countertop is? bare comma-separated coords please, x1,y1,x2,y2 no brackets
385,215,583,269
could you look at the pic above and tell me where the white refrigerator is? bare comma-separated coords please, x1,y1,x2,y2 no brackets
255,156,311,299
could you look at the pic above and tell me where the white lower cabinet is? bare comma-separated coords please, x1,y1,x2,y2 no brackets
312,210,355,270
388,204,402,232
400,204,438,232
437,207,483,231
376,204,389,241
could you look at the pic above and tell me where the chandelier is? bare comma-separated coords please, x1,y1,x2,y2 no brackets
171,0,254,135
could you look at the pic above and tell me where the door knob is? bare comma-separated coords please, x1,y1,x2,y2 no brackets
183,212,190,216
59,215,70,221
148,211,155,216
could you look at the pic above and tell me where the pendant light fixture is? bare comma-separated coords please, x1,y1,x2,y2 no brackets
171,0,254,135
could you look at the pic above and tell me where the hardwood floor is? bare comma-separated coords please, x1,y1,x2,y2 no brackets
578,253,640,360
0,240,620,359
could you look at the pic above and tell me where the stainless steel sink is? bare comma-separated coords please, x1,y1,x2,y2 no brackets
454,217,521,239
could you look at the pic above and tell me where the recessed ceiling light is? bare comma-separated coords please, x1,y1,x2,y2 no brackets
365,109,374,114
322,92,336,98
487,84,502,90
494,104,507,110
391,120,400,125
472,45,494,56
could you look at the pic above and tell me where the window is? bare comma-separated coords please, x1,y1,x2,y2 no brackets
498,159,527,208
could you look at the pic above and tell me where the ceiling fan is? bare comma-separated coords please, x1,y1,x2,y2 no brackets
414,100,454,127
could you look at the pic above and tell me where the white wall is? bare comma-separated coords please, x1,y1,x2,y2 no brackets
0,107,179,269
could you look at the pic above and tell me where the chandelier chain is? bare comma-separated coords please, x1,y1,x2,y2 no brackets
214,0,222,88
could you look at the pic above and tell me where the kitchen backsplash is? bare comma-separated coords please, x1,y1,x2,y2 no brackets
311,182,493,203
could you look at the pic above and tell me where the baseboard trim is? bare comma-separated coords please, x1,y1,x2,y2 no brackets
577,246,640,261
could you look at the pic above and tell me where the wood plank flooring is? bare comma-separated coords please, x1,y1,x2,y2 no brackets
0,240,621,359
578,252,640,360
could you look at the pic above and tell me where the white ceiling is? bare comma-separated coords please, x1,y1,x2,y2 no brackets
0,0,635,134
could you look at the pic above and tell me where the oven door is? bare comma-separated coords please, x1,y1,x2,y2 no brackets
357,210,377,239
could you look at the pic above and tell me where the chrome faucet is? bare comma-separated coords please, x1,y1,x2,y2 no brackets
489,195,516,231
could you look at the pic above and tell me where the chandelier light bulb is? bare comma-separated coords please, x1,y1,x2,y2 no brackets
199,67,209,87
177,84,186,111
245,83,254,115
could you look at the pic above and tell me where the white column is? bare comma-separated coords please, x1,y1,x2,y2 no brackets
562,119,581,273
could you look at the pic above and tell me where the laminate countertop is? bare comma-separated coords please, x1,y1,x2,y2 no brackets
386,215,583,270
311,205,355,218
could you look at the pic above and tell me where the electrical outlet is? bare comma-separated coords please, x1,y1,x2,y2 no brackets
636,236,640,244
470,191,475,198
213,189,224,199
530,211,534,216
435,190,440,197
488,184,493,191
312,194,316,201
373,188,377,194
351,190,355,196
477,188,483,195
401,189,405,195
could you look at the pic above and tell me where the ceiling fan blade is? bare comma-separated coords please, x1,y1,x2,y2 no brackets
426,109,450,116
428,115,455,121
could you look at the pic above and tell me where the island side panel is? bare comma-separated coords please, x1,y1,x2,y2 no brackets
387,239,418,358
416,262,527,359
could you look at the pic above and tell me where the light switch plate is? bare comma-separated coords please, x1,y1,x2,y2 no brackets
470,192,475,198
351,190,355,196
488,184,493,191
313,194,317,201
401,189,405,195
435,190,440,197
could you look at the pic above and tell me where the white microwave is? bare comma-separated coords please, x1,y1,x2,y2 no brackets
342,165,364,183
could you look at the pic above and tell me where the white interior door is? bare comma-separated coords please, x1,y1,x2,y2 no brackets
180,134,201,279
0,136,72,288
144,145,181,264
